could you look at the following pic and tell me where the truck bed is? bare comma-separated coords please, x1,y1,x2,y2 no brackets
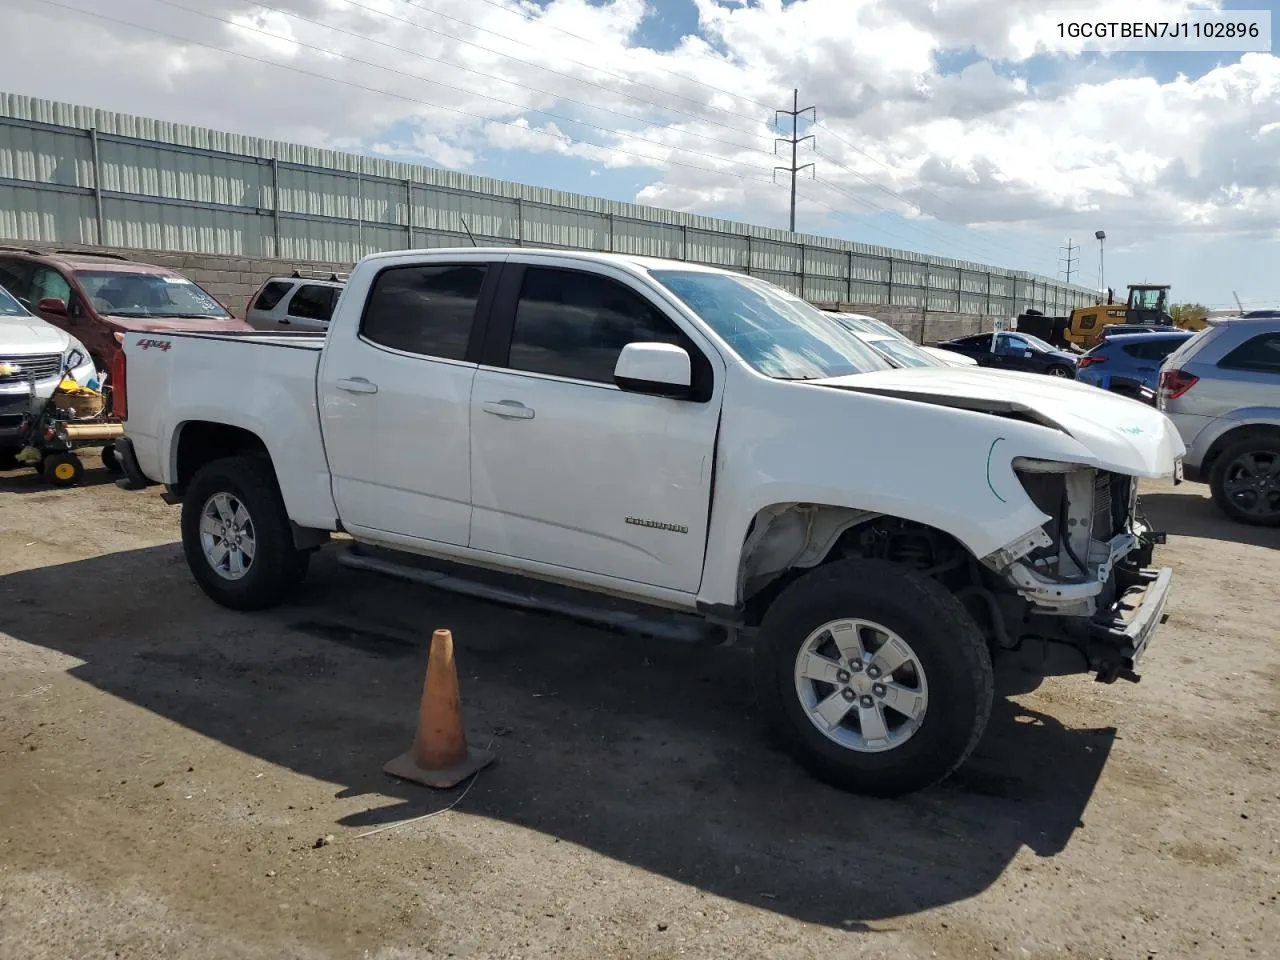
121,328,338,530
144,330,327,350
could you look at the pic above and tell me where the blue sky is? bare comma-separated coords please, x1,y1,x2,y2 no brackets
452,0,1280,308
2,0,1278,308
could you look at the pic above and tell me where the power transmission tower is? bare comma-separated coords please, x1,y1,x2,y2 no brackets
1058,238,1079,283
774,89,816,232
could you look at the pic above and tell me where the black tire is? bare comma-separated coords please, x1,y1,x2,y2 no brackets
42,452,84,487
1046,365,1074,379
754,558,994,797
180,454,310,610
101,443,124,473
1209,437,1280,527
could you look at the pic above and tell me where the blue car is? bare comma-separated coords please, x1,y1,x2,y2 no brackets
1076,329,1195,402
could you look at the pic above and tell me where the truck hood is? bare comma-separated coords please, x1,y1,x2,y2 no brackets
814,367,1186,478
0,314,70,353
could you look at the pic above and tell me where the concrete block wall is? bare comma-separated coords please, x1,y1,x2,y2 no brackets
13,242,997,341
16,242,350,319
813,302,992,345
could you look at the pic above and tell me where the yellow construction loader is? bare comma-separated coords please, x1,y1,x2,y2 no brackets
1063,284,1175,349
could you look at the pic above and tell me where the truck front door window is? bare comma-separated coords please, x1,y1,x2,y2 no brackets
467,264,719,591
360,265,485,359
506,267,688,383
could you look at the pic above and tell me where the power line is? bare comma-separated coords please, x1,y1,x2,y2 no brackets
394,0,770,133
773,89,815,233
329,0,772,142
194,0,1044,271
1059,238,1079,283
134,0,777,179
812,123,1048,270
463,0,779,113
806,178,962,260
811,149,1038,270
228,0,772,159
443,0,1050,274
31,0,778,185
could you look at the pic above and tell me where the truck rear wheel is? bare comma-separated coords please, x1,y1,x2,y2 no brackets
754,558,993,797
181,455,310,610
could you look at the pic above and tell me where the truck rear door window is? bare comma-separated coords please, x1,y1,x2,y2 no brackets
360,265,486,360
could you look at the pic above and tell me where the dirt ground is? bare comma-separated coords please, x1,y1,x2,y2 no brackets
1,459,1277,960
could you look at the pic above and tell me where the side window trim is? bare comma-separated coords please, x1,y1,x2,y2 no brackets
481,261,715,401
354,260,503,364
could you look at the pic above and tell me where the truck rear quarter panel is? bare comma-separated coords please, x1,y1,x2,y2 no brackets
123,333,338,529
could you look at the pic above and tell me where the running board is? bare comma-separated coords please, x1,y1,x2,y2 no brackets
337,544,723,645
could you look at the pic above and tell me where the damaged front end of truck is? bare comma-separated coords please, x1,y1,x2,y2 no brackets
980,457,1173,684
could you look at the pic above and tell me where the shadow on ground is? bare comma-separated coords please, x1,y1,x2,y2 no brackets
1142,489,1280,550
0,545,1112,929
0,457,120,495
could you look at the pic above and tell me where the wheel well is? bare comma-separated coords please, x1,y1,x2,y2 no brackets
737,504,983,626
1202,423,1280,477
173,422,269,493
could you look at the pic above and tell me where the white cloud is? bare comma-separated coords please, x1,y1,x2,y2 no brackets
0,0,1276,268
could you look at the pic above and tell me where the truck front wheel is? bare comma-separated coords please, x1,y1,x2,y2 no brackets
181,455,310,610
755,558,994,797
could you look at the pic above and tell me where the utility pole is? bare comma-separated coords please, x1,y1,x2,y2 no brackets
774,89,815,232
1058,238,1079,284
1095,230,1107,300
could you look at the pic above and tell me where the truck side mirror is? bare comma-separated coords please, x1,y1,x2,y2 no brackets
614,342,692,399
37,297,68,316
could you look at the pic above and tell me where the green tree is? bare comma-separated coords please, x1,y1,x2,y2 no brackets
1171,302,1209,324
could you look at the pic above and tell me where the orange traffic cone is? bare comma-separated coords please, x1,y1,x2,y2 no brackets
383,628,495,789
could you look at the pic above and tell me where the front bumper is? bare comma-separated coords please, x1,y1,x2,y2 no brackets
1088,565,1172,683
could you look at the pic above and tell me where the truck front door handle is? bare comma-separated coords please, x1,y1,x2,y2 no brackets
481,400,534,419
335,377,378,394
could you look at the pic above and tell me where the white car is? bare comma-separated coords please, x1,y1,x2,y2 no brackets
116,248,1184,797
839,327,964,370
0,285,98,465
826,311,979,366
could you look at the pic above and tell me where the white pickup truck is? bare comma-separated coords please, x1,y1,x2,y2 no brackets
115,248,1185,797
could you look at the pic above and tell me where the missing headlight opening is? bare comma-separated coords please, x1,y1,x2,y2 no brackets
993,458,1145,615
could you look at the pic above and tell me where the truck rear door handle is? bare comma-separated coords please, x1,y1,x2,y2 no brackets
482,400,534,419
335,377,378,394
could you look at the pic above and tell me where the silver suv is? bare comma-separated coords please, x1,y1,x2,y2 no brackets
244,272,345,332
1158,317,1280,525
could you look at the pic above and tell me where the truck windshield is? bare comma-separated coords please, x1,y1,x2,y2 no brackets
75,271,232,319
0,285,29,317
868,338,940,368
650,270,893,379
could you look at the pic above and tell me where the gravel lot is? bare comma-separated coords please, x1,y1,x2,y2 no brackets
1,459,1277,960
